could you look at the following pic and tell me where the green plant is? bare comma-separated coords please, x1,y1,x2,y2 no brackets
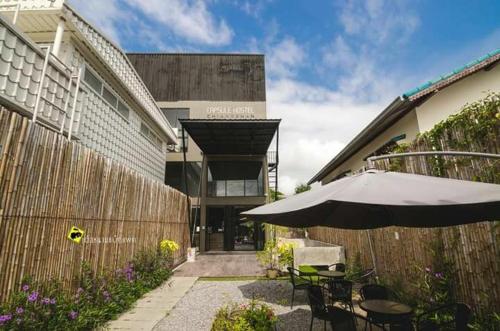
344,252,363,281
211,300,278,331
256,240,279,270
0,244,173,330
276,242,295,269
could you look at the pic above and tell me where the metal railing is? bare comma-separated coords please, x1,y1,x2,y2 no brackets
32,46,82,139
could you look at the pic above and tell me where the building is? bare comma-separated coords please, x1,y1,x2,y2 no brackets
309,49,500,185
0,0,177,182
128,53,280,252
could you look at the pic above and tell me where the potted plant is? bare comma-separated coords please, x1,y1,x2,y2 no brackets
257,240,280,279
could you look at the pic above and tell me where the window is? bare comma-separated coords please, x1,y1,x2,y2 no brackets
207,161,264,197
102,87,117,108
117,101,130,119
140,123,163,150
84,68,102,93
162,108,189,152
83,66,131,121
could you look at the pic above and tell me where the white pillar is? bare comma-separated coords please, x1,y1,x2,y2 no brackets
52,18,65,57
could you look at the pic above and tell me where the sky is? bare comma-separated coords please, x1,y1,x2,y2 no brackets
69,0,500,195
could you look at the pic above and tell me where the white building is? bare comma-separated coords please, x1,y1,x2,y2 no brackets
0,0,177,182
309,49,500,184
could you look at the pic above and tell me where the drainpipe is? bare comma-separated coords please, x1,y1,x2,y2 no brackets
52,18,66,57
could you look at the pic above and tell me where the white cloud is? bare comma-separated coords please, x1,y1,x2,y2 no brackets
339,0,419,44
69,0,124,43
266,37,305,78
124,0,234,46
267,78,384,195
69,0,234,47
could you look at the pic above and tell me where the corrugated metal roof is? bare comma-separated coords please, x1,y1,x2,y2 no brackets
403,49,500,99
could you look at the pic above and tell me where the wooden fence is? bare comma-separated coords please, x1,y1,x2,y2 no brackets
309,108,499,312
0,109,190,302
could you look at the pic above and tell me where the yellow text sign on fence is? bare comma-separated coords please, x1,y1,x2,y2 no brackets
67,226,85,244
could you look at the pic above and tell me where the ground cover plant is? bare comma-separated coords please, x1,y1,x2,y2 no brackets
0,240,179,330
211,300,278,331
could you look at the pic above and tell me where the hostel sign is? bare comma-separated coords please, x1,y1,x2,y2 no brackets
206,106,255,119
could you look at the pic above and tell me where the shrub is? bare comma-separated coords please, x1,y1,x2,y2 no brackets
211,300,277,331
0,240,178,330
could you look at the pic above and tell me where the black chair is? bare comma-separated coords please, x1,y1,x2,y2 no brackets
359,284,390,300
306,285,337,331
357,268,375,284
416,303,472,331
329,262,346,272
287,267,311,309
359,284,391,331
326,279,355,314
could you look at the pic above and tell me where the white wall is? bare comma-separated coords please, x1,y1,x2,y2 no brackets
415,65,500,132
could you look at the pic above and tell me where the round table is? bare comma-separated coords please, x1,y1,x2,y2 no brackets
317,270,345,279
359,299,413,327
359,300,412,316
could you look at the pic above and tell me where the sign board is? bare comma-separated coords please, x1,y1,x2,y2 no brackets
206,106,255,119
67,226,85,244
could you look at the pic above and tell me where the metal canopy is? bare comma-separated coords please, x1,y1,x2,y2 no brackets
180,119,280,155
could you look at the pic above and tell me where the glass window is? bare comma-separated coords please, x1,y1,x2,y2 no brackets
84,68,102,93
102,87,118,108
208,161,264,197
140,122,162,150
117,101,130,119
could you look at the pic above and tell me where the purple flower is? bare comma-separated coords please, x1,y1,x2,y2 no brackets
22,285,29,292
76,287,84,294
0,314,12,325
50,298,56,305
15,307,24,315
28,291,39,302
41,297,51,305
68,311,78,320
103,291,111,301
435,272,444,279
424,266,431,273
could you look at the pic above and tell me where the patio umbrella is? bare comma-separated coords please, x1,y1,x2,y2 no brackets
241,170,500,229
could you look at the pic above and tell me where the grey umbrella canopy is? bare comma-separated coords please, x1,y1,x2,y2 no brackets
242,170,500,229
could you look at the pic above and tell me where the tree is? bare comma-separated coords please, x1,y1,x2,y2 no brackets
269,189,285,202
294,183,311,194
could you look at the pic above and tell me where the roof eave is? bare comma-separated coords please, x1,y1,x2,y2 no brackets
307,97,407,185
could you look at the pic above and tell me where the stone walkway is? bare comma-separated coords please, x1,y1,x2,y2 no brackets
174,251,266,277
104,276,198,330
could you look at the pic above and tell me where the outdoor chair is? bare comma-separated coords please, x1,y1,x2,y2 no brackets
306,285,339,331
287,267,311,309
357,268,375,284
328,306,372,331
328,262,346,272
326,279,355,314
416,303,472,331
359,284,391,331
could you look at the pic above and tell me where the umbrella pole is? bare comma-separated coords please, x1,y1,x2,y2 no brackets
366,230,379,283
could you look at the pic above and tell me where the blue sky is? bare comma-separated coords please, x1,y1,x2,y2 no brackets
70,0,500,194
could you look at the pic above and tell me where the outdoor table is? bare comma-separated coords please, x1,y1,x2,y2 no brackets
317,270,345,279
298,265,319,276
359,299,413,328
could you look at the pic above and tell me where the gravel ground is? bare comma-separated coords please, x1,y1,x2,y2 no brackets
153,280,335,331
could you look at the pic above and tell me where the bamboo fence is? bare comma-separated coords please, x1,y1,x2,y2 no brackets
309,123,500,312
0,109,190,303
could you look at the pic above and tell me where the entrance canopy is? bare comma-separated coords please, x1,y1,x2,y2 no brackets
179,119,280,155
